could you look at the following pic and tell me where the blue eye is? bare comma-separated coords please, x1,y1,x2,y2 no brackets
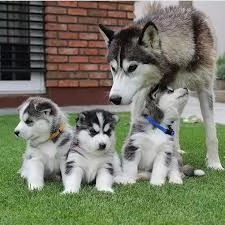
128,64,138,73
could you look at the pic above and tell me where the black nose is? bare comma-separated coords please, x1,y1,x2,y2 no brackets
14,130,20,137
99,143,106,150
110,95,122,105
184,87,189,92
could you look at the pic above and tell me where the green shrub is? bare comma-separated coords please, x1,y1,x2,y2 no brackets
217,64,225,80
217,54,225,66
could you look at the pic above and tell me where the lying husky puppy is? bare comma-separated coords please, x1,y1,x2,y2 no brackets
14,97,73,191
62,109,120,194
115,86,204,186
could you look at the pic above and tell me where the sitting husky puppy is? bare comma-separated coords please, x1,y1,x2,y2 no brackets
115,86,204,186
14,97,73,191
62,109,119,194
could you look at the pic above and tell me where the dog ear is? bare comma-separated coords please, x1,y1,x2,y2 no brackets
149,84,160,100
35,102,56,116
112,114,120,124
99,24,114,46
76,112,86,124
138,21,160,50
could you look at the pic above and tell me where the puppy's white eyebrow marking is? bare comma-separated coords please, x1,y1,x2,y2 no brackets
96,112,104,130
104,123,110,132
93,123,100,133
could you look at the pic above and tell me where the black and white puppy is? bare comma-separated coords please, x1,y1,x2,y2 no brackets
115,86,204,186
62,109,120,194
14,97,73,191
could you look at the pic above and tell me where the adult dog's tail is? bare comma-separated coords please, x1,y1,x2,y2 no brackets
134,1,162,21
183,164,205,177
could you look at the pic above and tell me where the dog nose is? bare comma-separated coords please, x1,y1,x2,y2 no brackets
14,130,20,137
110,95,122,105
99,143,106,150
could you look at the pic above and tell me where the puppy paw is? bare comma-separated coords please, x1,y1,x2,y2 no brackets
169,176,183,185
150,179,165,186
28,182,44,191
114,175,136,185
61,188,79,195
96,186,114,193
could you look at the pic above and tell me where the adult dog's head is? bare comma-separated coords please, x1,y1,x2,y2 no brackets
14,97,66,144
99,22,163,105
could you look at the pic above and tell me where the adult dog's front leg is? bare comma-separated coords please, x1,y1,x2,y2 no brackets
198,84,223,170
26,159,44,191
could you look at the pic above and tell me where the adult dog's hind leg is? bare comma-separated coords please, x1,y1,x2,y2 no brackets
198,83,223,170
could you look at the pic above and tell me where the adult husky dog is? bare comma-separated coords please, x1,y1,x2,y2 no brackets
115,86,204,186
99,5,223,169
14,97,73,190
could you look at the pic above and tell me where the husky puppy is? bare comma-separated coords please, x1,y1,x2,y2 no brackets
99,5,222,170
62,109,119,194
14,97,73,191
115,86,204,186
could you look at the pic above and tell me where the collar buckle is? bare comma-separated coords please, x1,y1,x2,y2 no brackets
143,115,175,136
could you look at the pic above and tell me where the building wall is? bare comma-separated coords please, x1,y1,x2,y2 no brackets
45,1,134,106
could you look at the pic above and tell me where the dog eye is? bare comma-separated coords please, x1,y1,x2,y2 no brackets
104,129,112,136
25,119,33,125
128,64,138,73
167,89,174,94
89,129,98,137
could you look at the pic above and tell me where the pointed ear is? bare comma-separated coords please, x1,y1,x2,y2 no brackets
35,102,56,116
112,114,119,124
98,24,114,46
138,21,160,50
76,112,86,124
149,84,160,100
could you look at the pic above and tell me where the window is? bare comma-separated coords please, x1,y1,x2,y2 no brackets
0,1,45,94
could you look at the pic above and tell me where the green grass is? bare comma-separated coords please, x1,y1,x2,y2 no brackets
1,113,225,225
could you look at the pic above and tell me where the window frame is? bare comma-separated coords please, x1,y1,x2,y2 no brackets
0,1,45,95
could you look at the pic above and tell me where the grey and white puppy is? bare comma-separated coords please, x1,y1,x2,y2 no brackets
115,86,204,186
14,97,73,191
99,5,222,170
62,109,120,194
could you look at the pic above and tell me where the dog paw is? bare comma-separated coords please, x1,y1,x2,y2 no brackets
61,189,79,195
150,179,165,186
114,175,136,185
96,186,114,193
28,182,44,191
178,149,186,154
169,176,183,185
207,162,224,171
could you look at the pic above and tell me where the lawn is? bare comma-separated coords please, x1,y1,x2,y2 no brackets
1,113,225,225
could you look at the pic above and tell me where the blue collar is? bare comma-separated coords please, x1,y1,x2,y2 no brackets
143,115,175,136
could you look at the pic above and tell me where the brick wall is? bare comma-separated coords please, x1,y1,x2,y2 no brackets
45,1,134,95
